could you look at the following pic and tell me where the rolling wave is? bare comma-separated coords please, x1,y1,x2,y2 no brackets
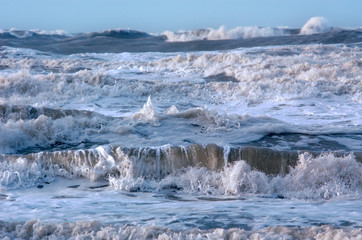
0,29,70,39
161,26,288,42
1,17,361,54
1,144,361,199
86,29,153,39
162,16,333,42
0,17,337,41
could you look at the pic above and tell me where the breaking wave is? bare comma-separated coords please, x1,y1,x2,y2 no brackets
0,105,119,154
0,28,70,39
0,28,152,40
1,144,361,200
1,17,361,54
162,17,337,42
300,17,331,35
109,150,362,200
162,25,287,42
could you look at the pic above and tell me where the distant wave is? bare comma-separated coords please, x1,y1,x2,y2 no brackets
0,28,70,39
162,26,288,42
0,17,335,41
1,17,361,53
300,17,332,35
85,29,153,39
0,28,153,40
0,26,289,41
161,17,335,42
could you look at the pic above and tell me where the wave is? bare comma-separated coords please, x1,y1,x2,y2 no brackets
0,103,287,154
2,98,362,155
300,17,331,35
0,28,70,39
1,220,360,240
0,145,300,188
0,17,347,41
1,17,361,53
0,26,286,41
162,26,287,42
86,29,153,39
1,144,361,199
110,149,362,200
0,105,120,154
0,28,152,40
138,45,362,102
161,17,337,42
2,44,361,107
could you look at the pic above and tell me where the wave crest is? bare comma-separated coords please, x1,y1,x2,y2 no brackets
162,25,285,42
2,144,361,199
86,29,152,39
300,17,331,35
111,151,362,199
0,29,69,39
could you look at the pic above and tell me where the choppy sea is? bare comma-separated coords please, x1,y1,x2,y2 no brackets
1,17,362,239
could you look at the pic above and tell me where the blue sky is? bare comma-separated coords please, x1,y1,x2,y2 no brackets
0,0,361,33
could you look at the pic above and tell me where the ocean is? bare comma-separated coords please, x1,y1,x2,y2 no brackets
1,17,362,239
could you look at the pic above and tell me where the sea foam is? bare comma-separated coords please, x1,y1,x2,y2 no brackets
1,220,361,240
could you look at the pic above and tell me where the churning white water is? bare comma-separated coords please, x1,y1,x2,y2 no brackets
1,19,362,239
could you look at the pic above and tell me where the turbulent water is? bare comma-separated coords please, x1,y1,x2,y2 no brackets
1,17,362,239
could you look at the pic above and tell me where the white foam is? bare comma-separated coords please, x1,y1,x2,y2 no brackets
1,220,360,240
